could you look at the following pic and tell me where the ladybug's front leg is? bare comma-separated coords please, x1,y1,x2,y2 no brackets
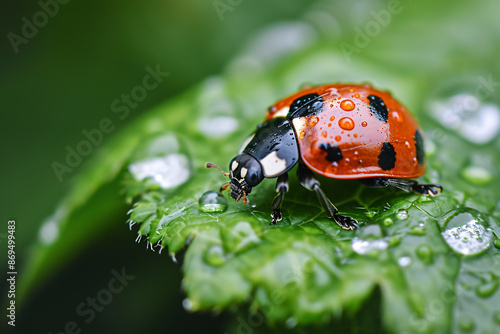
297,164,358,230
270,173,289,225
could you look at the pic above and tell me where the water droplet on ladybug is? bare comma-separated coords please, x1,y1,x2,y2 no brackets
330,116,335,121
299,131,306,139
361,121,368,127
309,116,319,127
335,135,341,142
340,99,355,111
392,111,403,122
338,117,355,131
405,141,411,148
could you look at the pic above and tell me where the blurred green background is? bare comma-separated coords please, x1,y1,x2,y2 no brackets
1,0,499,333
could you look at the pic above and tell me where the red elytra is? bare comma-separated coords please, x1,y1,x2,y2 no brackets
265,84,425,179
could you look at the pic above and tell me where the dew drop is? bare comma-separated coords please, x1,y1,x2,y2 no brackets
339,117,355,131
354,133,358,138
430,93,500,144
335,135,341,142
330,116,335,121
383,218,393,226
182,298,195,312
39,218,59,245
416,244,433,264
197,116,238,138
340,99,355,111
199,190,228,213
410,224,426,236
321,130,327,138
309,116,319,127
285,317,297,329
129,154,190,189
494,238,500,250
404,141,411,149
475,276,499,298
493,310,500,324
392,111,403,122
203,245,226,266
396,210,408,220
441,212,493,255
351,237,389,255
354,93,360,98
461,166,493,186
389,235,402,247
458,316,475,332
398,256,411,267
328,123,332,127
361,121,367,127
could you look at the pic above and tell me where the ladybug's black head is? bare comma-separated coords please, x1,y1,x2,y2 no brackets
228,153,264,202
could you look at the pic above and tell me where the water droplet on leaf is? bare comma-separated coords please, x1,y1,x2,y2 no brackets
398,256,411,267
461,165,493,186
182,298,195,311
458,316,475,332
493,310,500,324
352,237,389,255
129,154,190,189
476,279,499,298
197,116,238,138
397,210,408,220
199,191,228,213
285,317,297,328
416,244,433,264
203,245,226,266
430,93,500,144
441,212,492,255
383,218,393,226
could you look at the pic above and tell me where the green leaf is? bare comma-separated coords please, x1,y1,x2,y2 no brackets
20,1,500,333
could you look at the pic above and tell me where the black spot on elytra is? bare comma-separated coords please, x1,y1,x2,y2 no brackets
319,143,343,163
378,142,396,170
287,93,324,119
367,95,388,122
414,129,424,165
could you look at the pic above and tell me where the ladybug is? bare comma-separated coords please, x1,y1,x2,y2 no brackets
207,84,442,230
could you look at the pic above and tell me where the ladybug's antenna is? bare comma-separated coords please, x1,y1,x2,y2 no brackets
206,162,230,176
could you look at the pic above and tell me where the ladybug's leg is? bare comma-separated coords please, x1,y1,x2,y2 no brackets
388,178,443,197
297,164,358,230
360,178,443,197
270,173,289,225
